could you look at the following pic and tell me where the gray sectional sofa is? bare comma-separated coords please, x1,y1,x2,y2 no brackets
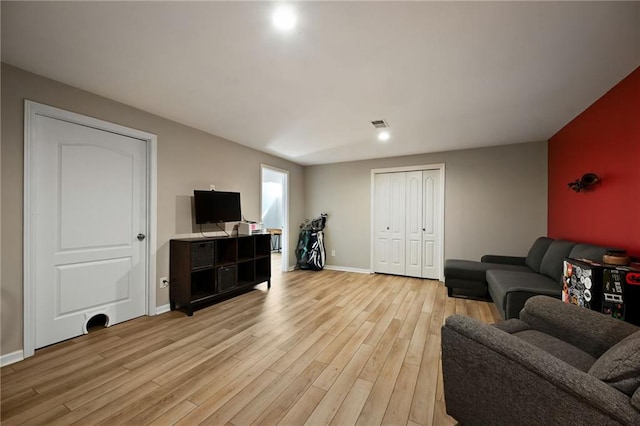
442,296,640,425
444,237,610,319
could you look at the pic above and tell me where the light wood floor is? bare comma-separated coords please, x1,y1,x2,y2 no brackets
1,259,501,425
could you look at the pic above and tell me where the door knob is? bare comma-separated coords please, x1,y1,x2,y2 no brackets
137,233,146,241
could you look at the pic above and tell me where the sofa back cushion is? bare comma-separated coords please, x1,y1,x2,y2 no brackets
540,240,576,281
588,331,640,396
569,243,609,262
525,237,554,273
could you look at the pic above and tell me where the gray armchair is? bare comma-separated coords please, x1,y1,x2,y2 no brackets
441,296,640,425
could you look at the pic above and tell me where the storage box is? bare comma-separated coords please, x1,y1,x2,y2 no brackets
191,241,215,269
603,265,640,326
563,258,640,325
562,258,603,312
216,265,237,292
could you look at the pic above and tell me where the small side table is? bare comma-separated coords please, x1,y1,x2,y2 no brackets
267,228,282,252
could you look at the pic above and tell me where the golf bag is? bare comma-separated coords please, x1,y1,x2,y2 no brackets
296,213,328,270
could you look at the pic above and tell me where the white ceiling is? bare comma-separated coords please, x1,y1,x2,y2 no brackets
2,2,639,165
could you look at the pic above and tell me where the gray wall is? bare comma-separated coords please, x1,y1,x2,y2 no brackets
0,63,305,356
304,142,548,270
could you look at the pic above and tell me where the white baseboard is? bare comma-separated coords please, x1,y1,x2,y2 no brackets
155,304,171,315
324,265,372,274
1,350,24,367
286,265,371,274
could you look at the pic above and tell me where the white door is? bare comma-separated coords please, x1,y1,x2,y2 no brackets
32,115,147,349
405,171,423,278
374,173,392,273
374,173,406,275
421,169,440,279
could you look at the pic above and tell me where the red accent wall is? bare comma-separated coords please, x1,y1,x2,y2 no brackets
548,67,640,257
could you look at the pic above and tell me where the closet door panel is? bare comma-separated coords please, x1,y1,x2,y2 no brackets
374,174,392,273
422,170,440,279
388,173,406,275
405,171,423,277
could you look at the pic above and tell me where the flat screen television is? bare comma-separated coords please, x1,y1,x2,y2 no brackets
193,190,242,224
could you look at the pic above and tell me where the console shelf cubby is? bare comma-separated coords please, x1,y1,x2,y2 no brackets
170,234,271,316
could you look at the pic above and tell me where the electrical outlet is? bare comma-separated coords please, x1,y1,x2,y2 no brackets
331,250,336,257
159,277,169,288
210,184,216,190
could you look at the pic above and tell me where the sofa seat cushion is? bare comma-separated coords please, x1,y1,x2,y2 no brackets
445,259,531,282
632,387,640,412
513,329,597,372
487,270,561,319
589,331,640,396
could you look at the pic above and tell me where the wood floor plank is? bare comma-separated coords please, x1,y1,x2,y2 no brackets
398,291,428,339
362,297,401,347
1,264,500,426
454,296,469,317
186,347,286,408
60,381,160,425
315,311,370,365
0,387,37,413
277,385,326,425
329,378,374,426
4,354,105,395
355,338,410,425
198,369,279,425
64,345,205,411
478,301,496,324
465,298,483,321
232,357,327,426
6,336,121,375
0,365,16,376
359,318,402,383
313,320,375,390
408,334,440,425
420,281,438,313
250,360,327,426
269,310,343,375
147,400,197,426
405,311,432,366
305,344,374,425
381,362,420,425
34,338,173,395
394,290,417,321
20,403,70,426
121,352,246,425
1,368,130,426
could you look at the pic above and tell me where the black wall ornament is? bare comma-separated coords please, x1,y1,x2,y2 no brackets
568,173,600,192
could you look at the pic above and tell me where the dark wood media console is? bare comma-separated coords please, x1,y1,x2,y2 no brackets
169,234,271,316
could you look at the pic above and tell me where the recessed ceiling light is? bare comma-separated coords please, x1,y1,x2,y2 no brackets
378,131,390,142
272,6,297,32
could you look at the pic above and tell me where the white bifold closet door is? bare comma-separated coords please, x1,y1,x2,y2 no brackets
374,172,406,275
374,169,441,279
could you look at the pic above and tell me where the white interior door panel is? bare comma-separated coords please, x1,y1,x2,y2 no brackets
33,116,147,349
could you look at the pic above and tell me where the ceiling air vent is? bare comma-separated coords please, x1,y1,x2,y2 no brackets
371,119,389,129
